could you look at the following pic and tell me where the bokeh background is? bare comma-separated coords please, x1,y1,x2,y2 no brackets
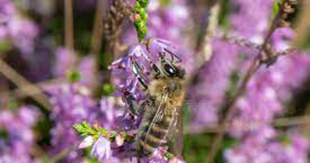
1,0,310,163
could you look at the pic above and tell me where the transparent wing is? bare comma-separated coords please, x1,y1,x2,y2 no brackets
170,107,183,157
144,92,168,146
144,91,183,156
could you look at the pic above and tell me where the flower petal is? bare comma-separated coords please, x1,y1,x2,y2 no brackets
78,136,94,149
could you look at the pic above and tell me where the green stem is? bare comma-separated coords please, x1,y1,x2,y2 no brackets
134,0,149,41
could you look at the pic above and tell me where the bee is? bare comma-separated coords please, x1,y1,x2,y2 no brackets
124,53,186,158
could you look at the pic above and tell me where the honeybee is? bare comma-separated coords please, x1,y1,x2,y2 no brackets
124,53,186,159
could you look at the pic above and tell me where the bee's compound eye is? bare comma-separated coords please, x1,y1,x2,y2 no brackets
164,64,176,77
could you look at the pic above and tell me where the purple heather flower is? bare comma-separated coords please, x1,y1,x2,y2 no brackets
0,106,40,163
0,0,38,55
227,26,310,138
271,27,295,51
78,56,98,88
225,132,309,163
0,26,8,40
53,47,98,88
98,97,124,129
17,106,40,126
45,82,129,162
122,0,194,73
110,37,181,98
189,39,239,128
91,136,112,161
45,83,95,162
0,0,16,29
147,0,194,72
8,17,38,55
222,20,310,162
230,0,274,41
53,47,77,77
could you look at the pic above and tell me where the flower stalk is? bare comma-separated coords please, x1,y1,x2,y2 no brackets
134,0,149,41
73,121,123,140
205,1,299,162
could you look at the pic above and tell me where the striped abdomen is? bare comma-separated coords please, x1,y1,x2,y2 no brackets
139,115,173,154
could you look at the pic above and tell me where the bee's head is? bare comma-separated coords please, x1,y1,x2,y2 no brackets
162,62,185,79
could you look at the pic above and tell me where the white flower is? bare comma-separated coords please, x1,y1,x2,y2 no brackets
91,136,111,160
168,157,186,163
115,134,124,147
78,136,94,149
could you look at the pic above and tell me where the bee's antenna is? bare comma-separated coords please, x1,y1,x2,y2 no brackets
164,48,182,63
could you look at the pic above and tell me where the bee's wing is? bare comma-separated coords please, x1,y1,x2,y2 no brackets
144,92,182,156
144,92,168,146
170,107,183,157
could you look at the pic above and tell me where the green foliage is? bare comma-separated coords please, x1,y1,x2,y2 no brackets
102,84,115,96
272,0,281,17
47,10,94,54
67,70,82,82
73,121,118,140
218,0,231,29
225,70,240,99
214,137,237,163
8,98,19,110
47,16,64,46
297,33,310,49
35,117,54,146
0,40,12,52
163,152,174,160
183,134,237,163
183,134,211,163
160,0,171,7
84,147,100,163
73,121,98,137
0,128,9,140
278,134,291,144
134,0,149,41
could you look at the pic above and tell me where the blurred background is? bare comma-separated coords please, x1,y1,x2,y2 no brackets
1,0,310,163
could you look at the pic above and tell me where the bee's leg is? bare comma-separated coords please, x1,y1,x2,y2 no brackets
130,57,148,90
137,151,143,163
123,90,141,115
123,90,150,115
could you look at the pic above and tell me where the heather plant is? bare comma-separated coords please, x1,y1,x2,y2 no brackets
0,0,310,163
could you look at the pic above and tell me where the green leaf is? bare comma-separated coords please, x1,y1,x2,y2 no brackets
102,84,115,95
163,152,174,160
160,0,171,7
218,0,231,29
73,121,95,136
122,131,127,139
73,123,85,134
214,137,237,163
67,70,82,82
183,134,211,163
0,40,12,52
272,0,281,17
183,134,237,163
0,128,9,140
84,147,100,163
